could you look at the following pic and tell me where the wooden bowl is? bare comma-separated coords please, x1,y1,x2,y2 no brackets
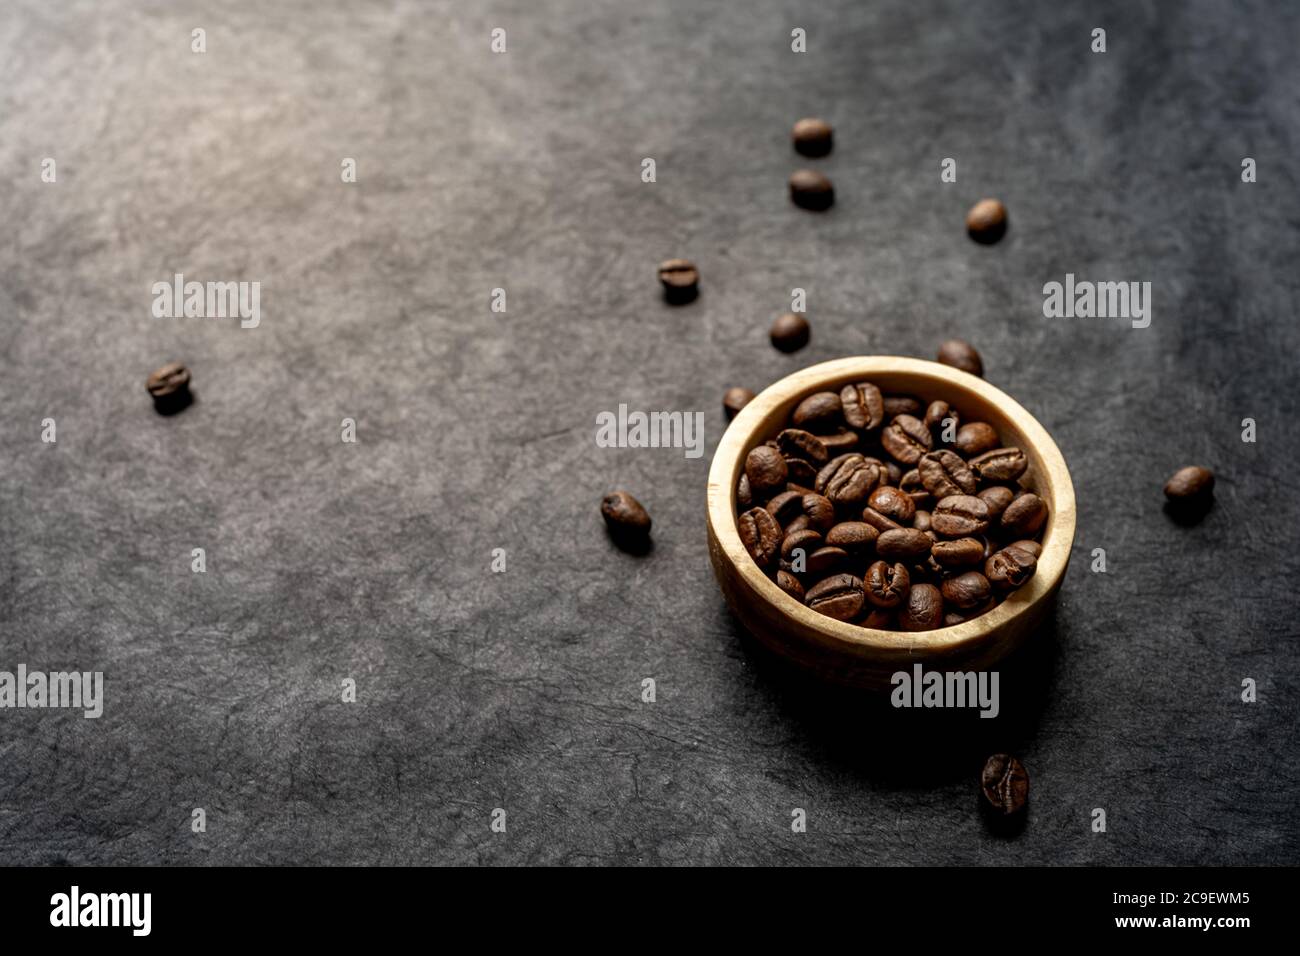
706,356,1076,690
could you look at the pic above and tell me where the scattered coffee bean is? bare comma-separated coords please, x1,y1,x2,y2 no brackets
805,574,864,620
981,754,1029,815
658,258,699,303
738,507,783,567
966,199,1007,244
146,361,191,400
723,387,754,420
899,583,944,631
936,339,984,377
1164,466,1215,503
770,312,811,352
601,492,652,544
789,169,834,210
956,422,1000,457
792,117,833,157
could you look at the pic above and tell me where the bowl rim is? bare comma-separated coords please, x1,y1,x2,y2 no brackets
706,355,1076,655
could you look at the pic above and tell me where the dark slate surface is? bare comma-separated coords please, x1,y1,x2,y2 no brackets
1,0,1297,866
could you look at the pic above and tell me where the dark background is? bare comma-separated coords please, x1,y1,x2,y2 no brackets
2,0,1297,865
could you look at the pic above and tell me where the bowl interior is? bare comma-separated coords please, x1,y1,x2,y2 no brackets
707,356,1076,656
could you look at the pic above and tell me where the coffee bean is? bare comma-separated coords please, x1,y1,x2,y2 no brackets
805,574,865,621
860,507,903,533
745,445,788,497
899,583,944,631
777,429,829,466
738,507,783,568
765,490,804,525
789,169,834,210
723,387,755,420
941,571,991,610
918,449,977,498
966,199,1007,244
985,545,1037,590
936,339,984,377
876,527,932,562
791,391,843,432
882,395,923,418
981,754,1029,815
932,495,991,537
797,492,836,531
601,491,652,539
955,422,999,457
924,400,958,439
912,509,932,533
976,485,1014,519
658,258,699,303
899,468,929,501
770,312,811,352
807,546,849,576
815,454,883,508
792,117,833,157
1164,466,1215,503
1000,492,1047,538
776,570,805,601
969,446,1028,483
840,381,885,431
865,561,910,609
861,609,895,629
825,521,879,554
146,361,191,400
781,528,823,563
736,474,752,509
1008,539,1042,557
932,537,985,569
784,458,819,488
868,485,916,524
881,414,933,465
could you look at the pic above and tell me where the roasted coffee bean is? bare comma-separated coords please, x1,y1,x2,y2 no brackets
791,391,843,432
944,611,971,627
918,449,977,498
966,199,1007,245
899,583,944,631
956,421,999,456
912,509,932,533
745,445,788,497
861,608,896,629
723,387,754,420
777,429,829,466
792,117,833,157
976,485,1015,519
884,461,903,486
815,454,883,508
805,574,864,620
825,521,879,554
765,490,804,525
882,395,923,418
658,258,699,302
784,515,810,534
736,474,752,509
840,381,885,431
881,414,933,465
818,429,860,454
985,545,1038,589
868,485,916,524
900,468,928,499
738,507,783,568
942,571,991,610
1000,492,1047,538
933,537,985,569
807,546,849,576
146,361,191,400
784,458,818,487
781,528,823,563
1164,466,1215,502
937,338,983,376
860,507,903,533
776,570,805,601
865,561,910,609
1009,539,1042,558
932,495,991,537
601,492,652,538
981,754,1029,815
969,447,1028,483
770,312,811,352
876,527,932,562
789,169,834,210
798,492,837,531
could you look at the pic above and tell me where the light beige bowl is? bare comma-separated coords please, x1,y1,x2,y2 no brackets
706,356,1076,690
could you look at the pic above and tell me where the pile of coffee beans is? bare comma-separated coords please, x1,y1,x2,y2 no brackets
734,379,1048,630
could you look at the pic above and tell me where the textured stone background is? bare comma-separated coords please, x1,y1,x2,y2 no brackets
1,0,1297,865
